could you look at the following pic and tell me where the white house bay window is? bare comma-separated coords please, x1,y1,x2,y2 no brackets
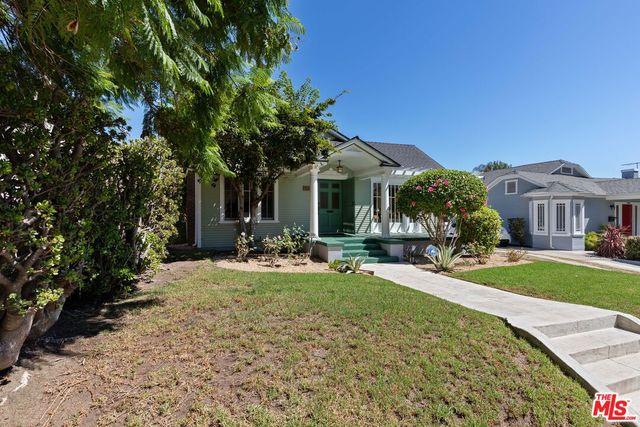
552,200,570,235
533,201,548,235
573,200,584,235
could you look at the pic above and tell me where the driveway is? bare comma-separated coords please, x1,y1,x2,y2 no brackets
367,263,640,423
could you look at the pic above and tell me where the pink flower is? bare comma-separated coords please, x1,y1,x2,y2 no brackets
415,185,422,190
444,180,449,186
428,187,434,192
446,201,452,208
463,213,470,220
437,178,443,183
460,207,466,213
410,200,416,207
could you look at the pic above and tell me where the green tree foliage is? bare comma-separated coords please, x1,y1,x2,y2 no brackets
1,0,301,369
460,207,503,263
473,161,512,173
216,72,337,234
2,0,301,177
396,170,487,246
82,137,184,300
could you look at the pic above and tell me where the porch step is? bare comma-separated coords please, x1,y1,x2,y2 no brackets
342,249,388,258
342,243,381,251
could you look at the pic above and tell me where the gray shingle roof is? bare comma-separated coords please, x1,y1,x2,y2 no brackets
365,141,443,170
594,178,640,196
481,159,588,185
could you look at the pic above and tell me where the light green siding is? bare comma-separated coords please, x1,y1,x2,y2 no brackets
201,174,311,249
354,178,372,234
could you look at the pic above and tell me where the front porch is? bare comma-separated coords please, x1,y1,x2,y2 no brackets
313,234,431,263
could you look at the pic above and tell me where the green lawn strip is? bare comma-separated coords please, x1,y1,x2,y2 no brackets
84,265,597,426
452,261,640,318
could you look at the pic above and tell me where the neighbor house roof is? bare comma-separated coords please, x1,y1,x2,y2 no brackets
485,160,640,199
481,159,589,185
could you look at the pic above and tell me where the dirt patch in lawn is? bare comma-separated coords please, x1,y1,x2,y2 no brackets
414,251,531,274
214,254,334,273
0,258,210,427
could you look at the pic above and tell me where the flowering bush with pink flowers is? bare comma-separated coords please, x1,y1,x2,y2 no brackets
397,169,487,246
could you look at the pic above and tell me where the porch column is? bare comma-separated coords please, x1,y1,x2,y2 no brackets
381,172,391,238
309,164,320,239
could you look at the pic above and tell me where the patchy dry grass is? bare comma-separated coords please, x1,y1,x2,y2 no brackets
52,264,599,426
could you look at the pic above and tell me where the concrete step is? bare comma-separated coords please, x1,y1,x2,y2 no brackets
583,358,640,394
549,327,640,363
342,243,381,251
620,389,640,412
342,249,388,257
536,315,618,338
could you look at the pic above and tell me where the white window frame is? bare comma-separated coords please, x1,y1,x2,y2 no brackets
551,199,571,236
572,200,585,236
219,175,279,224
533,200,548,235
504,179,518,195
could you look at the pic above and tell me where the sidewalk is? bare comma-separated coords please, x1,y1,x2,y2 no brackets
501,248,640,274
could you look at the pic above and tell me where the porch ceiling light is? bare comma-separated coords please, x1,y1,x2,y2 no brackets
336,160,344,174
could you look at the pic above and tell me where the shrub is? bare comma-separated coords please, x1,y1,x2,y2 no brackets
337,256,366,274
506,249,527,263
584,231,601,251
426,245,463,272
626,237,640,261
397,169,487,246
597,226,627,259
507,218,527,246
460,206,502,261
328,259,342,270
261,235,286,267
282,224,309,255
235,233,255,262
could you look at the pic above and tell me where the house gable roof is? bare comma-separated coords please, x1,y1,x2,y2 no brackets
329,132,443,171
481,159,590,185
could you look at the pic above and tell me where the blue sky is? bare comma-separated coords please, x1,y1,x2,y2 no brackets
124,0,640,177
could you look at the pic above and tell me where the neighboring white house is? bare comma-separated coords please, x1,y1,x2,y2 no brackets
484,160,640,250
186,130,443,261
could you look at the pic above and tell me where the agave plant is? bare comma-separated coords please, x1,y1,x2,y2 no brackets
425,244,463,272
338,256,366,274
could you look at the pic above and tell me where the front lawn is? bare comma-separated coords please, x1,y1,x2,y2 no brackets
55,263,597,425
453,261,640,317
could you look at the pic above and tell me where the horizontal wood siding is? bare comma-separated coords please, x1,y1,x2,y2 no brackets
201,174,311,249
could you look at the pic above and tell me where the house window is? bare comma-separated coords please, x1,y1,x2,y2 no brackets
261,185,275,220
560,166,573,175
552,200,570,235
373,182,381,223
223,178,276,221
505,180,518,195
533,201,547,234
389,184,401,223
573,200,584,235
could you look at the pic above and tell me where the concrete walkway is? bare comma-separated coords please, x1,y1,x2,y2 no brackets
366,263,640,423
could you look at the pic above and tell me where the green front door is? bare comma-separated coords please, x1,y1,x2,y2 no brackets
319,180,342,234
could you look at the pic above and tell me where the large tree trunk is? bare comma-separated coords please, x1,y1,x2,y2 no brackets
0,309,36,370
26,282,76,343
